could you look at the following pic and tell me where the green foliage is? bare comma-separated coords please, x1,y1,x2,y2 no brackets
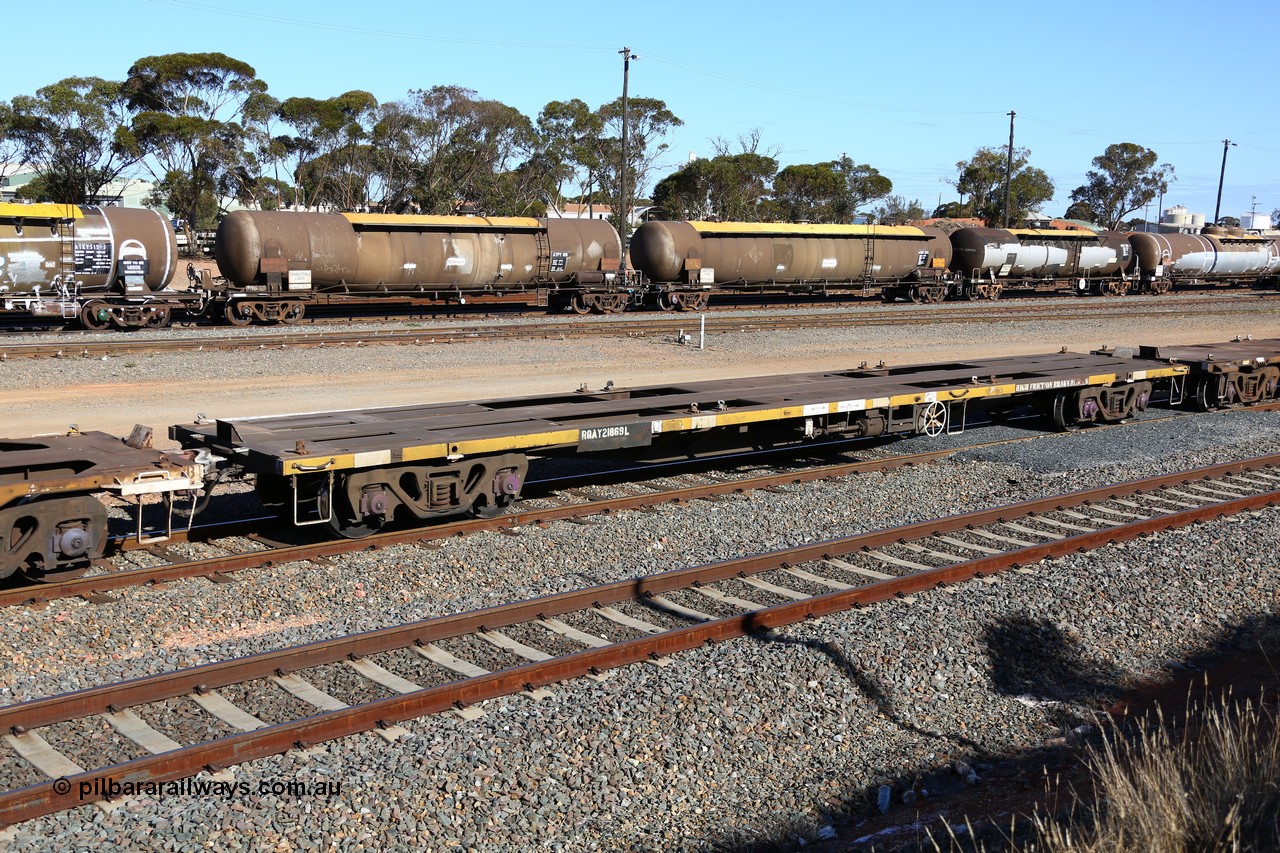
277,91,379,210
124,52,269,226
536,98,605,210
771,156,892,223
873,195,926,225
7,77,140,204
950,146,1055,227
594,96,682,228
1069,142,1174,231
931,200,971,219
651,152,778,221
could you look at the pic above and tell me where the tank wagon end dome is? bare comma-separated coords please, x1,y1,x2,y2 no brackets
214,210,268,285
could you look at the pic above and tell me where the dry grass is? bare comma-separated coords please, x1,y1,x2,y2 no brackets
927,688,1280,852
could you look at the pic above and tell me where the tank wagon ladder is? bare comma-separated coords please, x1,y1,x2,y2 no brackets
53,216,80,319
861,230,876,296
533,228,552,307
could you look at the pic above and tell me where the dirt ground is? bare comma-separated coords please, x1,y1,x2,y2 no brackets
6,302,1280,443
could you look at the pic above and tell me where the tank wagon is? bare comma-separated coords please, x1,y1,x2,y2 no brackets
628,221,955,306
1128,227,1280,294
0,203,179,329
214,211,626,320
3,337,1278,580
946,227,1134,299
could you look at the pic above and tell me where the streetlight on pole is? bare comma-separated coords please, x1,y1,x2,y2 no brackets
618,46,637,277
1213,138,1236,225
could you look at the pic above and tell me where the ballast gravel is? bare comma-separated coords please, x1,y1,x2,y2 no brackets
1,406,1278,851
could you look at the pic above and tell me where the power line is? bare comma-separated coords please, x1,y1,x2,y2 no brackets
639,52,1003,117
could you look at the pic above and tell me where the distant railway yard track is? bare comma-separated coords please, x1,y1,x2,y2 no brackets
1,442,1277,828
2,292,1278,360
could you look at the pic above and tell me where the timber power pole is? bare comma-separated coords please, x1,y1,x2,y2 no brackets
1214,138,1236,225
618,47,638,276
1003,110,1016,228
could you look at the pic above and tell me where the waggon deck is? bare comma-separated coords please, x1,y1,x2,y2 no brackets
0,431,200,506
170,349,1188,477
1138,338,1280,371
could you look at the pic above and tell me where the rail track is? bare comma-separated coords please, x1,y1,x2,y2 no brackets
0,444,965,609
7,399,1279,609
1,293,1277,360
0,452,1276,828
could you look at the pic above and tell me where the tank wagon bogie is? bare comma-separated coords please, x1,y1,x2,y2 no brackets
0,203,181,329
629,220,955,305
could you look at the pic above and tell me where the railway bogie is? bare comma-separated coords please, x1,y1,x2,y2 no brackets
0,431,206,581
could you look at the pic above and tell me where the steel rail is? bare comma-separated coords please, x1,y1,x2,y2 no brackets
11,401,1280,608
2,296,1273,359
2,446,962,608
0,455,1276,826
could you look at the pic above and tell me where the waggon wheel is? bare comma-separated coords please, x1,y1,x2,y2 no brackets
656,292,678,312
569,293,592,315
224,301,254,326
279,302,306,325
80,301,112,331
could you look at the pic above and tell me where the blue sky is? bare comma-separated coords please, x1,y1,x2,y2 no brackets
6,0,1279,222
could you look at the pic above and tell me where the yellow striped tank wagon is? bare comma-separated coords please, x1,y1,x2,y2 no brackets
167,345,1215,539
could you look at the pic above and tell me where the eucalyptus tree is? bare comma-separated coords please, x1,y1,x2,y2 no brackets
124,52,272,228
950,146,1054,227
1069,143,1174,231
8,77,141,204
